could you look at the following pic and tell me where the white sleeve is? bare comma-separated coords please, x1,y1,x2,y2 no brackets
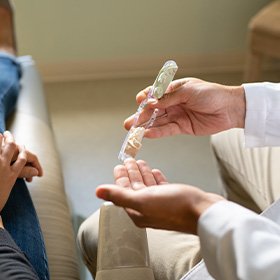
243,82,280,147
198,201,280,280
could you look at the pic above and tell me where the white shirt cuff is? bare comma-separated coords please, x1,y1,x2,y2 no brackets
243,82,280,147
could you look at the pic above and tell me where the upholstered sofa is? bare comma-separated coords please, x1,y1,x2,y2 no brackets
8,56,80,279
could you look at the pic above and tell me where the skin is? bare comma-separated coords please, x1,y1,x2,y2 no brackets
0,0,16,55
6,131,43,182
0,132,27,212
0,131,43,213
97,79,246,234
96,159,224,235
124,78,246,138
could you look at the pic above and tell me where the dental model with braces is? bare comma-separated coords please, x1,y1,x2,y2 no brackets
118,60,178,161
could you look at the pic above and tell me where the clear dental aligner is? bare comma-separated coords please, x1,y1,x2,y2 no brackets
118,60,178,161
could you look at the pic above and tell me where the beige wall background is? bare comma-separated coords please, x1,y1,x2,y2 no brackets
14,0,271,81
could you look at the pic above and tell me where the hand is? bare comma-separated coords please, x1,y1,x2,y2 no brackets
0,216,3,229
124,78,245,138
0,132,27,212
114,158,168,189
5,131,43,182
99,158,223,234
96,183,224,235
17,149,43,182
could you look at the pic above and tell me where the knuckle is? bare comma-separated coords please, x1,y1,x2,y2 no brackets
7,141,16,150
136,159,145,165
18,154,27,163
114,165,124,172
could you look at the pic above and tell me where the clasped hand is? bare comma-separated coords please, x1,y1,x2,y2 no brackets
0,131,43,212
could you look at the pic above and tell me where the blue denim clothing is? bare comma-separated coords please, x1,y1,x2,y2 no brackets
0,53,49,280
0,53,20,132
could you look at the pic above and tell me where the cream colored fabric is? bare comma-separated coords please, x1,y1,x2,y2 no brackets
78,209,201,280
95,204,155,280
79,128,280,280
7,57,79,279
211,128,280,212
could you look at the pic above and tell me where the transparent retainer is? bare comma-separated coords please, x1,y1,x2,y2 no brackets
118,60,178,162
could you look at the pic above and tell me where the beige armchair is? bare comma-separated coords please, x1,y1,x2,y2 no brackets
244,0,280,82
78,203,155,280
9,56,80,279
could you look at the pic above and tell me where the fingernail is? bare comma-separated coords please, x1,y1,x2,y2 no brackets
147,98,157,105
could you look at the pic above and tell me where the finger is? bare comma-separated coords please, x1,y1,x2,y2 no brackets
114,165,131,188
124,158,146,190
140,79,188,112
135,86,152,104
135,80,186,105
3,131,15,143
19,166,39,179
136,160,157,186
124,110,154,130
165,78,187,93
124,108,165,130
2,131,17,162
11,145,27,175
152,169,168,185
26,177,33,182
25,150,43,177
148,90,188,111
96,184,142,211
144,122,182,138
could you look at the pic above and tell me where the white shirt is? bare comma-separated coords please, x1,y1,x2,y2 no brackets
197,83,280,280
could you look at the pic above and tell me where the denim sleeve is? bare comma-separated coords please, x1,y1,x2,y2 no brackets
0,228,39,280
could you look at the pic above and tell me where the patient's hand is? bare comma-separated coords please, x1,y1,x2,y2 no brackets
114,158,168,190
0,132,27,212
5,131,43,182
97,183,224,234
18,150,43,182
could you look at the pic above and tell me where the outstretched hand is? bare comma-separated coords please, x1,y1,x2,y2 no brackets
97,159,224,234
124,78,245,138
114,158,168,189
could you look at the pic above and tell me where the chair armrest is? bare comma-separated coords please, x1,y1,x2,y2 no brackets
96,203,155,280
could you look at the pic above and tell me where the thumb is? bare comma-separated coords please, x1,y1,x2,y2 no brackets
148,84,188,110
11,145,27,175
96,184,141,211
19,166,39,179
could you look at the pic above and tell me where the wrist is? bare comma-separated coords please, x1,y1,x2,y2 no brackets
190,192,225,234
228,85,246,129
